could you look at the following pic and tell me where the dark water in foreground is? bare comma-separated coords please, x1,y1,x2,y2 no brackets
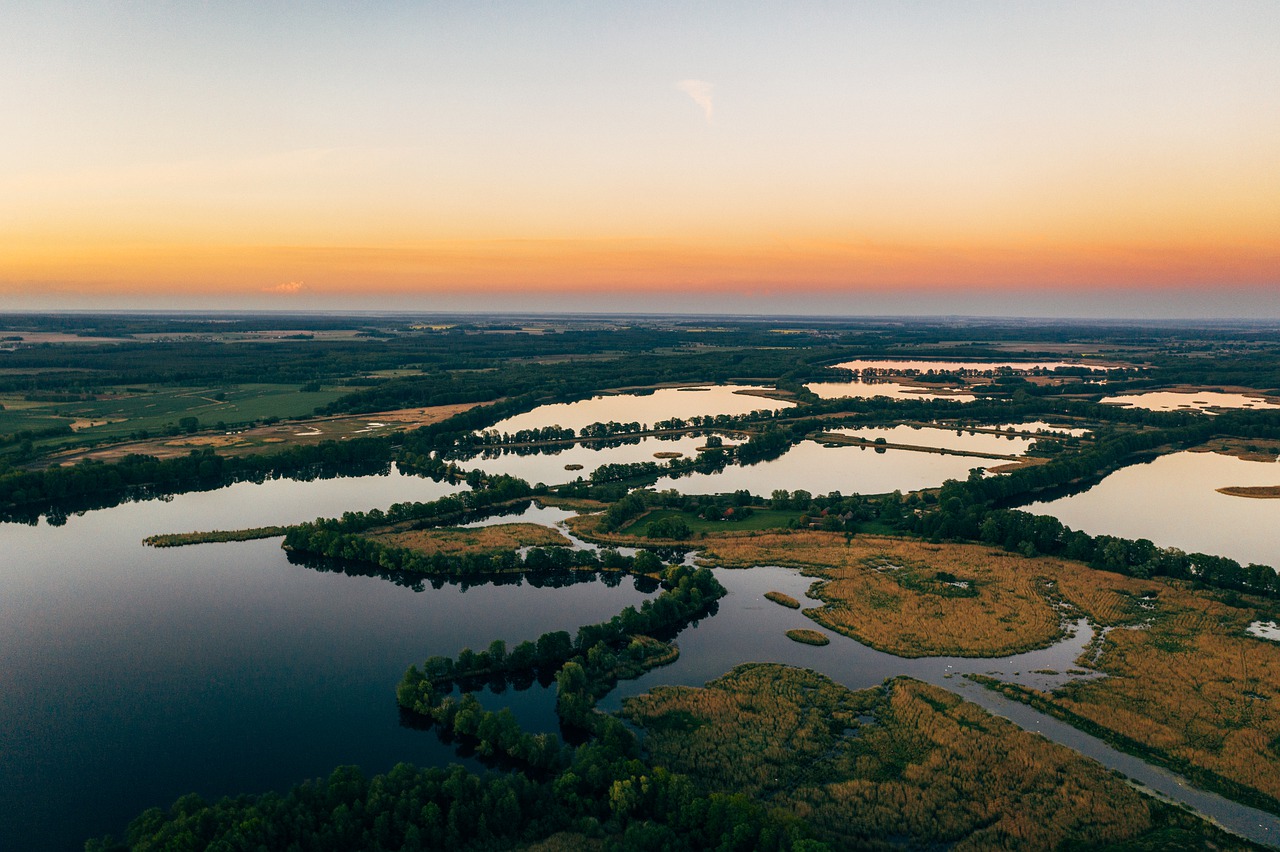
0,471,655,851
3,470,1278,849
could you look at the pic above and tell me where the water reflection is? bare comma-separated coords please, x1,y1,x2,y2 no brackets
653,440,998,496
806,378,978,402
1026,450,1280,568
1101,390,1280,413
828,359,1113,373
0,477,653,852
489,385,792,434
458,433,716,485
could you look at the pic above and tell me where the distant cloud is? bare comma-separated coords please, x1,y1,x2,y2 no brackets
264,281,305,295
676,79,715,124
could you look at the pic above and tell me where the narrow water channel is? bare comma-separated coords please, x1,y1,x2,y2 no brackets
598,563,1280,848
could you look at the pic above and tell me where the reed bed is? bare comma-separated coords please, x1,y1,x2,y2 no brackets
624,664,1179,850
371,523,570,556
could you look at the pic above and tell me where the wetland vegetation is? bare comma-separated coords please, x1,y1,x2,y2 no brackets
4,312,1280,849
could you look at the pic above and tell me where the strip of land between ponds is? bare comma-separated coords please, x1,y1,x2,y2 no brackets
815,431,1027,461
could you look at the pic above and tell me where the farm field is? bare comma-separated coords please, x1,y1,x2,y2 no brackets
39,402,483,464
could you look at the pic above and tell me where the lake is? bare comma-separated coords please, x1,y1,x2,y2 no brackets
6,456,1280,850
653,440,1001,496
488,385,793,434
826,359,1108,373
458,432,716,486
828,424,1035,456
1026,450,1280,568
1101,390,1280,413
806,377,979,401
0,472,657,852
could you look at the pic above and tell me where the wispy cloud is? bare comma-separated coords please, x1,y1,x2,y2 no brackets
263,281,305,295
676,79,715,124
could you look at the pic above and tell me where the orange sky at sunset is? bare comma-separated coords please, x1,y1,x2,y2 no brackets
3,2,1278,316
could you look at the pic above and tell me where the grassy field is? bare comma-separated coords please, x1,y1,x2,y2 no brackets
370,523,570,557
1,382,350,446
38,402,482,465
1009,580,1280,807
699,532,1066,657
1217,485,1280,499
143,526,289,547
623,664,1237,850
690,529,1280,808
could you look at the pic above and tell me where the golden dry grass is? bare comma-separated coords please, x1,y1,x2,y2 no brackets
370,523,569,556
702,532,1065,657
625,664,1169,850
1047,585,1280,802
693,529,1280,801
785,629,829,645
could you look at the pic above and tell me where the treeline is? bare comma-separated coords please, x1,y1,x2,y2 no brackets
898,417,1280,597
91,754,825,851
320,344,842,417
0,438,397,523
397,564,723,724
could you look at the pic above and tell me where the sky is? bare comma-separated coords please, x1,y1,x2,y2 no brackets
2,1,1278,317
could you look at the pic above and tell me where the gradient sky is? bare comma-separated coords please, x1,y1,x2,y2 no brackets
3,1,1278,317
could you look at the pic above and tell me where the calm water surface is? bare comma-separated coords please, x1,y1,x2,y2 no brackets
459,433,714,486
991,420,1093,437
602,566,1280,848
490,385,792,434
829,425,1034,456
653,441,998,496
1027,451,1280,568
806,378,978,402
7,461,1278,849
0,474,657,851
828,359,1103,373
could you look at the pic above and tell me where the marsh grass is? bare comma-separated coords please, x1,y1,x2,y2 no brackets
143,526,288,547
372,523,570,556
764,591,800,609
622,664,1215,850
785,629,829,646
701,532,1064,657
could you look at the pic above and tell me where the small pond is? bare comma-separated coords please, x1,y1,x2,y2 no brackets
1101,390,1280,413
